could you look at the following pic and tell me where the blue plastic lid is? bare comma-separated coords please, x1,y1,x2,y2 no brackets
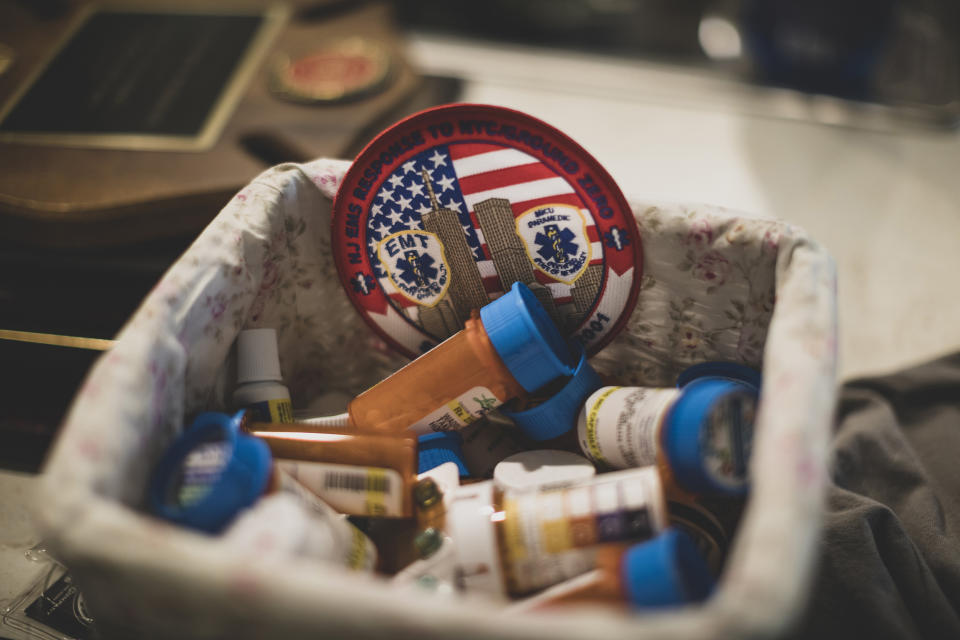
418,431,469,476
664,378,757,495
676,361,761,391
500,344,602,441
622,528,715,608
149,410,272,533
479,281,575,392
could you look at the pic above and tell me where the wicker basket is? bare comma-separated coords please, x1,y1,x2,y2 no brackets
36,158,837,640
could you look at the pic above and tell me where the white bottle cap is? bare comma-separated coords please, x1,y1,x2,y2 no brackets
236,328,283,384
493,450,597,492
446,481,506,598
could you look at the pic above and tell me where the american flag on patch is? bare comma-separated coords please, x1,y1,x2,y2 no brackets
364,142,603,310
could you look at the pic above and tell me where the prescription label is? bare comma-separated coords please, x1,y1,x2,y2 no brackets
407,386,503,435
578,386,680,469
246,397,294,423
276,460,404,517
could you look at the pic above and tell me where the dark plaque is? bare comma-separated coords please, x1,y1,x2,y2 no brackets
0,8,283,149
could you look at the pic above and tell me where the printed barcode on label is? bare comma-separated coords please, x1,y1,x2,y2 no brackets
324,471,391,493
429,413,461,432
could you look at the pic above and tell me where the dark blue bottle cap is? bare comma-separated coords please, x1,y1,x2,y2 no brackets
418,431,469,476
499,344,602,441
676,361,761,391
664,378,757,495
479,281,575,392
622,528,715,608
149,410,272,533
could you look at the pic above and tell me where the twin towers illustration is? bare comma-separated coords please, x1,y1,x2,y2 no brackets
411,168,602,339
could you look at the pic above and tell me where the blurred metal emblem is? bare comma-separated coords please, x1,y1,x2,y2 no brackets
270,37,392,103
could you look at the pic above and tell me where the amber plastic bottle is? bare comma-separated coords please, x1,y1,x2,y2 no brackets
348,282,575,435
413,477,447,532
515,529,714,611
249,423,418,518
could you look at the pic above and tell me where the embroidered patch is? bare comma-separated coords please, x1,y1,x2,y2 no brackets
332,104,643,357
516,203,591,284
377,230,450,306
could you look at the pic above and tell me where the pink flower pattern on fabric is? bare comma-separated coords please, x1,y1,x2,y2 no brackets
692,251,732,286
685,219,714,250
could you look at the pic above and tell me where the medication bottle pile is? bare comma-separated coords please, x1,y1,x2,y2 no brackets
149,281,759,612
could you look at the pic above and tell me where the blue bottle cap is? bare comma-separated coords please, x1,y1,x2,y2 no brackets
622,528,715,608
676,361,761,391
149,411,272,533
479,281,575,392
418,431,469,476
664,378,758,495
499,344,602,441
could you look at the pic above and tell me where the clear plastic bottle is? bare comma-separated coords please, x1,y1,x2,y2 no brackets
348,282,576,435
577,376,758,496
414,477,447,532
232,329,293,423
446,467,667,598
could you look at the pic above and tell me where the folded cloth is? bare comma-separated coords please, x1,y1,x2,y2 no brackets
788,352,960,640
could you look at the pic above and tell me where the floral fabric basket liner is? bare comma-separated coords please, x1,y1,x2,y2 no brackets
36,158,837,640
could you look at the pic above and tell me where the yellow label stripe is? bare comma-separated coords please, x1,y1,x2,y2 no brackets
365,468,387,516
347,527,370,570
446,400,476,425
269,398,294,423
585,386,620,465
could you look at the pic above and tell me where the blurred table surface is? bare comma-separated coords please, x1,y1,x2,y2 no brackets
3,15,960,635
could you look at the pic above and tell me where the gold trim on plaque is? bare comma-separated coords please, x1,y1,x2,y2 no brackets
0,329,114,351
0,4,289,152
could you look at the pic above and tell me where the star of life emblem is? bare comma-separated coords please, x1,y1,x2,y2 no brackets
516,204,590,284
378,230,450,306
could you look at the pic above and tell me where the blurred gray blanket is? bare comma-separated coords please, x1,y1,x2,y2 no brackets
788,352,960,639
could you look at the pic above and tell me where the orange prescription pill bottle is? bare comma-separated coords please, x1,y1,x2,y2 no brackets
512,529,714,611
446,467,667,598
413,477,447,532
249,423,418,518
348,282,576,435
